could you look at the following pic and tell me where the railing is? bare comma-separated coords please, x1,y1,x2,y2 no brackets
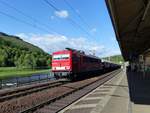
0,72,54,89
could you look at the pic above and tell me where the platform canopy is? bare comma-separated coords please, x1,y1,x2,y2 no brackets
106,0,150,61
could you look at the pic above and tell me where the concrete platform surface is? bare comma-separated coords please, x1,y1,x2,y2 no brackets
58,70,126,113
58,70,150,113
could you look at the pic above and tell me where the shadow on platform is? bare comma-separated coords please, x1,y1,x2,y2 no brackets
127,70,150,105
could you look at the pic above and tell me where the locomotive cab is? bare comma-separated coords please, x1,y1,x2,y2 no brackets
52,50,72,79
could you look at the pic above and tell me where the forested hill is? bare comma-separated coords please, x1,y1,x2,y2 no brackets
0,32,51,68
102,55,124,64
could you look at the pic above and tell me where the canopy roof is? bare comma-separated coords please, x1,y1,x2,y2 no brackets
106,0,150,61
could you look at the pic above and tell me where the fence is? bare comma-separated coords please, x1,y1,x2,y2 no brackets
0,72,54,89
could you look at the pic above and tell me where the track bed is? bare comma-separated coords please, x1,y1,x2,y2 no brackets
0,69,121,113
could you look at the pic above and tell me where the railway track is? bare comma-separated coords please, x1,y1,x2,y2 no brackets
0,69,121,113
24,69,121,113
0,79,69,102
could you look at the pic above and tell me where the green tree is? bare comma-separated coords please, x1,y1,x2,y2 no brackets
23,54,37,69
0,48,8,66
47,58,51,68
16,54,24,68
0,32,51,68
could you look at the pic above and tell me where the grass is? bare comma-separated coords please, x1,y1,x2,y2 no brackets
0,67,51,80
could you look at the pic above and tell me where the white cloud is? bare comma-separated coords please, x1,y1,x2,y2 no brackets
55,10,69,18
50,16,54,20
16,33,121,57
90,28,97,33
101,48,121,57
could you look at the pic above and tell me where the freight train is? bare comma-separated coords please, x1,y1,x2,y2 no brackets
52,48,120,80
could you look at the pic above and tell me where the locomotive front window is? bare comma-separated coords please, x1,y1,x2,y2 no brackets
53,54,70,60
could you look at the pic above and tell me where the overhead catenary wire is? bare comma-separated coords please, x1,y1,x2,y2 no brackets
63,0,99,54
44,0,93,39
0,0,94,40
0,0,36,22
63,0,92,31
0,11,52,34
0,0,61,35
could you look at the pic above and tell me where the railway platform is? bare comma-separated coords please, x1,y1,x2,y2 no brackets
59,69,150,113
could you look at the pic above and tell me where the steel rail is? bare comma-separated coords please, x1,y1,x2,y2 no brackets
0,80,69,102
21,69,121,113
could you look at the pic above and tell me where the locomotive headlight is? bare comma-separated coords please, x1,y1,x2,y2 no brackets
66,66,70,69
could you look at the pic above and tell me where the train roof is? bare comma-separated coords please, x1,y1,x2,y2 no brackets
102,59,121,65
83,54,100,60
53,48,101,60
66,48,101,60
52,50,70,55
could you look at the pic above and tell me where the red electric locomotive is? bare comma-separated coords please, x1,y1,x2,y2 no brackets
52,48,103,80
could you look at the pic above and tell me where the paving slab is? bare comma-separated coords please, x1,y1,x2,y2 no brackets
98,73,129,113
94,70,150,113
59,70,150,113
59,70,124,113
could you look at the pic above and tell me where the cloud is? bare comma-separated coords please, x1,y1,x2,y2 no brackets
16,33,121,57
50,16,54,20
90,28,97,33
55,10,69,18
102,49,121,57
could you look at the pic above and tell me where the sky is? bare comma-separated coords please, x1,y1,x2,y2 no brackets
0,0,121,57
